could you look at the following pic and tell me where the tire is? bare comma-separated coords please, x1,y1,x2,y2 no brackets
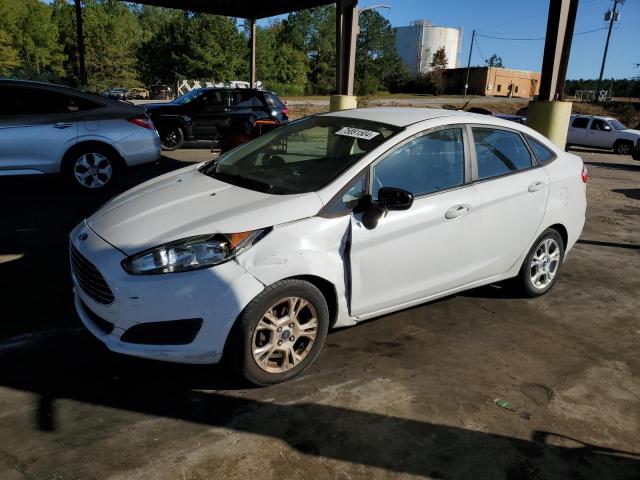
517,229,565,297
159,125,184,151
614,140,632,155
229,279,329,386
63,144,120,191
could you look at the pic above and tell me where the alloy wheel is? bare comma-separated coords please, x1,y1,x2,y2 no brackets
617,143,631,155
252,297,318,373
530,238,561,290
162,129,180,149
73,152,112,189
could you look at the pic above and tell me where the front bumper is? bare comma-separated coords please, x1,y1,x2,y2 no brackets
70,221,264,364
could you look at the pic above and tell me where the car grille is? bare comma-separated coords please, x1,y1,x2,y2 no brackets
70,243,115,305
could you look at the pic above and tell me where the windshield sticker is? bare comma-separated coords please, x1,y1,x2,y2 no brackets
335,127,380,140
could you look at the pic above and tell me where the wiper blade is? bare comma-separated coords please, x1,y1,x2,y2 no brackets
213,171,275,193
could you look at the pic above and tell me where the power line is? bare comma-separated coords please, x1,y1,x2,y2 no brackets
474,36,486,64
476,26,609,42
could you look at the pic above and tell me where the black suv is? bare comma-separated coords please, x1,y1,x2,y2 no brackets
145,88,289,151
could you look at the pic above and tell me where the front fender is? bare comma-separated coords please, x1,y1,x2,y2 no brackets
237,216,356,328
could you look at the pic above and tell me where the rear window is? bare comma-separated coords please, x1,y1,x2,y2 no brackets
571,117,589,129
230,91,265,107
264,93,284,108
526,136,556,165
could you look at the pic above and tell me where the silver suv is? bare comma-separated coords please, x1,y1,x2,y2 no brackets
567,115,640,155
0,80,161,190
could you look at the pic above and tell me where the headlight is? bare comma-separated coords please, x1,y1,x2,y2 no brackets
122,229,268,275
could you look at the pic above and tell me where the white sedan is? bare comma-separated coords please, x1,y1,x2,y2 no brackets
70,108,587,385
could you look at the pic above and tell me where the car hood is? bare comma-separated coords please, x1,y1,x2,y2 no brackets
87,164,324,255
622,128,640,136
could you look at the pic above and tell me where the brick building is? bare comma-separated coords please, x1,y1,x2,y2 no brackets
443,67,541,98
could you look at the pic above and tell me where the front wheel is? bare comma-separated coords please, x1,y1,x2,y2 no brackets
65,147,119,191
159,125,184,151
517,229,565,297
230,279,329,386
614,141,632,155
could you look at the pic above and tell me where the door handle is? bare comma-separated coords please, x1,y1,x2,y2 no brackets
528,181,546,193
53,123,74,129
445,204,471,219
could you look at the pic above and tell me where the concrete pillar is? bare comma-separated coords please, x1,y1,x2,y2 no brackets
331,0,358,111
527,0,578,147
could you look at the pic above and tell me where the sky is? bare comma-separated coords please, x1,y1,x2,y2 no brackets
349,0,640,79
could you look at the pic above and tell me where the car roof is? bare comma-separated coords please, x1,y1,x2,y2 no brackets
322,107,504,127
571,114,615,121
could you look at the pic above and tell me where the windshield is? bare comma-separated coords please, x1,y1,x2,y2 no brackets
201,116,401,195
172,89,204,105
610,119,627,130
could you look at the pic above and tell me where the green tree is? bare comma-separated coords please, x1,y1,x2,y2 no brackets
0,30,19,77
429,46,448,95
485,53,503,68
430,47,448,70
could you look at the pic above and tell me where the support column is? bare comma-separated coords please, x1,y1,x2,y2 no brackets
249,19,256,88
527,0,578,147
331,0,358,111
74,0,87,87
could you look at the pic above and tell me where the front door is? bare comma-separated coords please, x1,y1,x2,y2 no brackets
585,118,614,149
0,86,78,174
349,126,475,318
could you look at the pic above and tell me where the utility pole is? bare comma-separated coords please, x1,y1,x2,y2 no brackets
595,0,623,102
464,29,475,97
74,0,87,87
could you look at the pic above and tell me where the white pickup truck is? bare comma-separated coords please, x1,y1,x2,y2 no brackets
567,115,640,155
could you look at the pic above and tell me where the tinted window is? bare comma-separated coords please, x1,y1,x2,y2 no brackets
230,91,264,107
527,136,555,165
264,93,284,108
0,87,102,115
472,128,533,179
572,117,589,129
201,91,225,108
372,128,465,198
590,119,610,131
610,119,627,130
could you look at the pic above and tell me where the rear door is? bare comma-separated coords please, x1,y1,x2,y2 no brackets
465,126,549,280
567,116,589,146
189,90,230,140
0,86,79,174
585,118,614,149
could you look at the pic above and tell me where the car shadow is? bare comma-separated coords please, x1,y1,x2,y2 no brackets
612,188,640,201
583,161,640,172
0,333,639,479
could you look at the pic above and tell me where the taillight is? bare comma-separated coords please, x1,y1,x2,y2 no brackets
128,114,154,130
581,165,588,183
281,107,289,116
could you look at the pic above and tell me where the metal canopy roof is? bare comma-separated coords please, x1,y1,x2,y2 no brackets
130,0,341,19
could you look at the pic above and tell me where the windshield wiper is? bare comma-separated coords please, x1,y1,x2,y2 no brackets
213,171,276,193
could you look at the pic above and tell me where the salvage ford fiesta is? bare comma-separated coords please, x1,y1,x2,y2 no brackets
70,108,587,385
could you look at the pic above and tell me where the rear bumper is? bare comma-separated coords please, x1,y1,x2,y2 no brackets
114,128,161,167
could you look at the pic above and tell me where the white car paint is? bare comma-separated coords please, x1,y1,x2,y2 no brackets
70,108,586,365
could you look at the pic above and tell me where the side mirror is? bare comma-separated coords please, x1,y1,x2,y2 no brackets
603,125,611,131
361,187,413,230
377,187,414,211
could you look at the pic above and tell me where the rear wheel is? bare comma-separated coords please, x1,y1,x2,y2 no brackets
159,125,184,151
230,279,329,386
517,229,565,297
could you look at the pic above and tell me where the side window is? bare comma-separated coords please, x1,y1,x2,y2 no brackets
230,91,265,107
264,93,283,108
526,136,556,165
322,173,367,216
590,119,610,131
201,91,225,108
372,128,465,198
0,87,94,115
472,128,533,179
571,117,589,129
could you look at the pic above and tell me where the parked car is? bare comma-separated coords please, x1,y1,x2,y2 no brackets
105,88,129,100
71,108,587,385
150,84,174,100
567,115,640,155
144,87,289,151
128,87,149,100
0,79,161,190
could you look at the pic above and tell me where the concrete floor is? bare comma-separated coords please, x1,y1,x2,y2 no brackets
0,147,638,480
